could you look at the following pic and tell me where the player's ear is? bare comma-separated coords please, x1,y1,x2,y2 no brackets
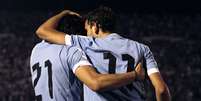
92,23,99,35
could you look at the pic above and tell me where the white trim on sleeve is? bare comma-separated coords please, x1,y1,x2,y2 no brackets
72,61,92,73
147,68,159,75
65,34,72,45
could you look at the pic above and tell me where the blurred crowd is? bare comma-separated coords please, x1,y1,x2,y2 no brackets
0,11,200,101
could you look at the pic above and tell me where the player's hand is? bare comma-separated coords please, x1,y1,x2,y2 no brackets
135,62,145,80
60,10,81,17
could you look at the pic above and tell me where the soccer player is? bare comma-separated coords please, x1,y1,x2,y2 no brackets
36,7,171,101
30,12,145,101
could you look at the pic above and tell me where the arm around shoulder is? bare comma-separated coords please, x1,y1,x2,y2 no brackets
74,65,138,92
35,10,76,45
74,62,145,92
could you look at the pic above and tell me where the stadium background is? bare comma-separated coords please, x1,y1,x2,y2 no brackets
0,0,200,101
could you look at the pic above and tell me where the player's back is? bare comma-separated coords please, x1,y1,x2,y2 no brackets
71,33,158,101
30,41,82,101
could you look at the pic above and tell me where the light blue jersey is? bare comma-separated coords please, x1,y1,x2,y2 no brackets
68,33,159,101
30,41,91,101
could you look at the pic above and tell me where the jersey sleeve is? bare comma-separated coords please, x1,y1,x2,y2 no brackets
67,47,92,73
143,45,159,75
65,34,92,50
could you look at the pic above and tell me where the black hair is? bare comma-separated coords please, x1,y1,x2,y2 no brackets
57,14,86,36
84,6,117,32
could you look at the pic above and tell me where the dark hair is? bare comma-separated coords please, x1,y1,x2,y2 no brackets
84,6,116,32
57,14,86,36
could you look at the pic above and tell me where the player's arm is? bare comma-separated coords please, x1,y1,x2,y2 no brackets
143,45,171,101
149,72,171,101
69,48,145,92
36,10,76,45
75,62,144,91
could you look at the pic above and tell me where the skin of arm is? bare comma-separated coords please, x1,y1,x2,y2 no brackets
149,72,171,101
75,62,144,92
36,11,73,45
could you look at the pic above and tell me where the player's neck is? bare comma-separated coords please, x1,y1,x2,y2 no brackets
97,31,112,38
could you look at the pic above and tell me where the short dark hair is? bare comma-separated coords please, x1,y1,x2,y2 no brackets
57,14,86,35
84,6,116,32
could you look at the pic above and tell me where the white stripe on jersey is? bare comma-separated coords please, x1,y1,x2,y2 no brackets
65,34,72,45
147,68,159,75
72,60,92,73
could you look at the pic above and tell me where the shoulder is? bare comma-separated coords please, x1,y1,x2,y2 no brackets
31,41,45,52
127,38,148,48
65,46,84,57
72,35,92,39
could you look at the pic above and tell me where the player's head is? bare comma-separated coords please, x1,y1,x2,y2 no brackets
84,6,117,37
57,14,86,36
